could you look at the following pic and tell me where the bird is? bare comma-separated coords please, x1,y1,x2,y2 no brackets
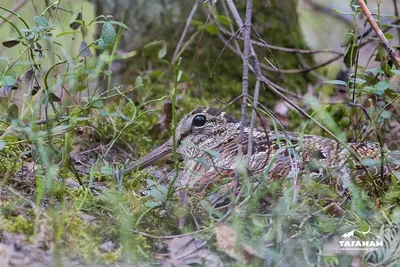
122,107,400,198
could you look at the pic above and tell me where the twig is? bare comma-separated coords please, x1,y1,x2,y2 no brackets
359,17,400,48
259,54,343,74
237,0,253,160
357,0,400,67
224,0,369,170
393,0,400,45
246,80,260,167
172,0,199,63
216,19,342,55
193,0,216,61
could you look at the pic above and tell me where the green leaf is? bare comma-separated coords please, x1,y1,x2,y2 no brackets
147,186,167,202
91,99,104,108
94,20,129,30
390,69,400,75
380,110,391,119
56,30,81,37
145,201,160,208
375,80,390,92
142,40,167,59
98,39,106,50
366,68,385,74
196,157,211,170
0,76,16,86
204,24,219,35
134,76,143,88
34,16,49,27
384,33,393,40
158,44,167,59
342,30,355,46
332,8,354,15
361,158,381,166
146,179,157,186
216,15,232,27
206,149,220,158
100,166,113,175
324,80,347,86
363,86,382,95
350,78,366,85
101,22,116,50
394,172,400,181
349,0,359,11
343,44,359,68
51,125,70,134
375,44,386,62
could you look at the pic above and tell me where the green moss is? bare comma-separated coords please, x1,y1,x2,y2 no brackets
1,214,33,234
100,247,122,264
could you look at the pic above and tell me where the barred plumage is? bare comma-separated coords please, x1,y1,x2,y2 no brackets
124,107,400,195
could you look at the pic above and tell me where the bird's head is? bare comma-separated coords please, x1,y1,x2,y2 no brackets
124,107,239,172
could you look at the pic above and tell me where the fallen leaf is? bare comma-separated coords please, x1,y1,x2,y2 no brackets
159,236,223,267
215,224,242,261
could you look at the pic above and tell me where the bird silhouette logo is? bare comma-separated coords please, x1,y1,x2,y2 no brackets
341,225,381,239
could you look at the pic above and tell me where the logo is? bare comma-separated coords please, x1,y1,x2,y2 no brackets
339,225,383,251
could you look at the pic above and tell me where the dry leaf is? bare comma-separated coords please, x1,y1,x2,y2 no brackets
215,224,265,264
159,236,222,267
215,224,241,260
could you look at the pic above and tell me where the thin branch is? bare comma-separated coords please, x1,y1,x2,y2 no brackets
259,54,343,74
172,0,199,63
217,17,342,55
357,0,400,67
224,0,370,171
359,17,400,48
392,0,400,44
246,80,260,167
237,0,252,159
193,0,216,61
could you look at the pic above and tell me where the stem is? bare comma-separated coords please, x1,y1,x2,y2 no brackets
357,0,400,67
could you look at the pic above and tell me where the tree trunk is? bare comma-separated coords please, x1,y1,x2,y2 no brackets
92,0,314,95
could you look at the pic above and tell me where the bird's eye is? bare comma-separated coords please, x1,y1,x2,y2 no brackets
192,115,207,127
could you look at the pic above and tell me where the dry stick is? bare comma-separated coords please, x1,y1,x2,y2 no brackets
237,0,253,160
220,0,242,54
259,54,343,74
360,17,400,48
246,80,260,167
193,0,216,61
172,0,199,64
215,32,341,104
392,0,400,45
357,0,400,67
225,0,366,167
218,25,342,55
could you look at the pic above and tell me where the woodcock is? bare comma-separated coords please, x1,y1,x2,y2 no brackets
123,107,400,196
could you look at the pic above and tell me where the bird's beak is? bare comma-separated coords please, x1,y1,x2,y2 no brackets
122,138,174,174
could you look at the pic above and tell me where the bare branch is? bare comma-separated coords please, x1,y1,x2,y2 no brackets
172,0,199,63
357,0,400,67
224,0,367,168
236,0,253,159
